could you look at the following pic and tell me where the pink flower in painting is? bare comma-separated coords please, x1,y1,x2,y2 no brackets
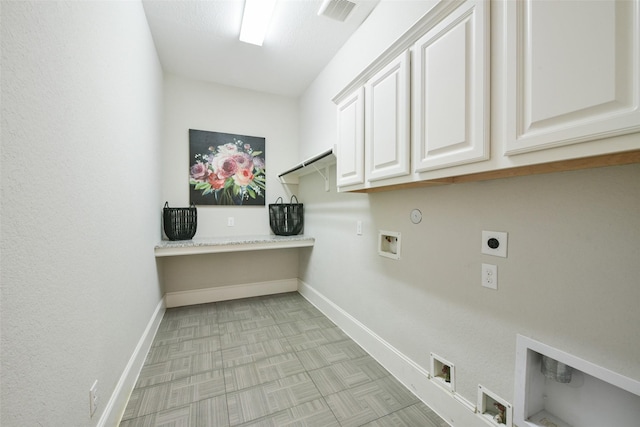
207,174,226,190
190,162,209,181
253,156,265,169
217,157,238,179
234,169,254,186
233,153,253,170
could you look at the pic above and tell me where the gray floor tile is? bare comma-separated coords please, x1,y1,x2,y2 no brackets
193,396,229,427
296,339,369,370
146,336,221,364
122,382,172,420
258,292,306,306
286,327,350,352
163,304,217,319
158,314,217,332
167,370,227,408
152,325,219,347
220,324,285,350
307,355,390,396
276,316,336,336
226,373,322,426
224,352,306,392
121,293,449,427
219,315,277,334
120,396,231,427
119,404,192,427
235,399,340,427
124,370,226,420
136,352,224,388
361,402,451,427
217,302,272,323
269,306,324,324
324,376,419,427
221,338,293,368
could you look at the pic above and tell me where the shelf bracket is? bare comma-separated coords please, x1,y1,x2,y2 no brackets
279,175,299,186
312,164,330,192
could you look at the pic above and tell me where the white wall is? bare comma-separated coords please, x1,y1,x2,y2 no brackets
298,0,640,420
159,75,301,296
1,1,164,425
161,74,300,238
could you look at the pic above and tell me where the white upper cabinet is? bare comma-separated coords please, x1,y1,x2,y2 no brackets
336,87,365,187
365,50,411,182
504,0,640,155
413,0,490,172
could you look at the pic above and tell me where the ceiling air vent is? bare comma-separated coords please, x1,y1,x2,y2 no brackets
318,0,356,22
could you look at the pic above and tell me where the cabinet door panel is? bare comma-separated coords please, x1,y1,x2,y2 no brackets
336,88,365,187
505,0,640,155
365,50,410,182
413,0,489,172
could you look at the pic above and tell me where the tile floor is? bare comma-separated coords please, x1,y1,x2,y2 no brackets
120,292,449,427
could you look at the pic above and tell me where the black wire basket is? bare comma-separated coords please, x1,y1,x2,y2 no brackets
269,196,304,236
163,202,197,241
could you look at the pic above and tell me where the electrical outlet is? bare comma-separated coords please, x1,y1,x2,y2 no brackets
227,217,235,227
481,230,508,258
482,263,498,290
89,380,98,417
356,220,362,235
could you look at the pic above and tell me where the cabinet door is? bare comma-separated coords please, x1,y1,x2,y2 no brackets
365,50,411,182
336,87,365,187
413,0,489,173
504,0,640,155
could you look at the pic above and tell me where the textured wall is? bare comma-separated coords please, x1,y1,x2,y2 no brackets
159,75,302,295
1,1,164,425
161,74,300,238
299,162,640,406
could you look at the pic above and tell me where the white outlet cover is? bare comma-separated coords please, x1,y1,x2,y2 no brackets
482,230,508,258
482,263,498,290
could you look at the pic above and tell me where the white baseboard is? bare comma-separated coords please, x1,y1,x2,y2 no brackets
298,280,487,427
164,278,298,308
99,298,165,427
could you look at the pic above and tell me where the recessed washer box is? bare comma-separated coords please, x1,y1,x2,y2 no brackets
430,352,455,392
515,335,640,427
378,230,401,260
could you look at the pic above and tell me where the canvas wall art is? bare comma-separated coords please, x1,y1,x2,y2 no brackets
189,129,266,206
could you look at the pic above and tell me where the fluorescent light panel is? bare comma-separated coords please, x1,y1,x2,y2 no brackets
239,0,278,46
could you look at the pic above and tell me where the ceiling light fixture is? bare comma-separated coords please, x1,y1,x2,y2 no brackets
239,0,278,46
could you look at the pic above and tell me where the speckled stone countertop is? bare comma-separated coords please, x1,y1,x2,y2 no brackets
154,234,315,257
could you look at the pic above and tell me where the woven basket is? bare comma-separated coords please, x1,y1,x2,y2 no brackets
163,202,197,241
269,196,303,236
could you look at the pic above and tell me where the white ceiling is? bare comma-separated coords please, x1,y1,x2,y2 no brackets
142,0,380,97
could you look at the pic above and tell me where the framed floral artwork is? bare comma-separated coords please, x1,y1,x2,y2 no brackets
189,129,266,206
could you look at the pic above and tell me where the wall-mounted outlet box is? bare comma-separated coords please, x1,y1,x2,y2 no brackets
478,384,512,426
482,230,508,257
378,230,401,260
430,352,455,392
